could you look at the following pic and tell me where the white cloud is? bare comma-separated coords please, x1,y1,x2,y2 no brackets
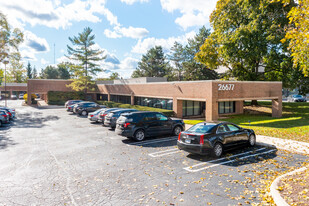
120,0,149,5
160,0,217,30
104,29,122,39
104,26,149,39
22,31,50,53
40,58,49,65
0,0,118,29
132,31,196,54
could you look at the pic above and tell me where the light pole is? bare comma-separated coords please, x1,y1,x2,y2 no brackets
3,56,9,107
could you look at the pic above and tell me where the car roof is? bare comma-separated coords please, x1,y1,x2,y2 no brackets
112,109,137,113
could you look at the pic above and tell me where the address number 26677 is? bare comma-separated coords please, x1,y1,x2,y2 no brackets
218,84,234,91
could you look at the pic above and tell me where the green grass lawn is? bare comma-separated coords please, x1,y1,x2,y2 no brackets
183,102,309,143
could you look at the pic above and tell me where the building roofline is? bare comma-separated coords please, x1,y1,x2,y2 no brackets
108,80,282,85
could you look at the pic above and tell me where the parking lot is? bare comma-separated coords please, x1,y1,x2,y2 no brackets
0,100,308,205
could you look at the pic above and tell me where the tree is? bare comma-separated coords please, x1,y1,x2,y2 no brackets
168,42,185,81
196,0,295,84
281,0,309,76
109,72,120,80
26,62,32,79
32,66,37,79
182,26,218,81
0,11,23,62
66,27,105,98
131,46,172,79
6,52,26,83
57,62,71,79
40,66,59,79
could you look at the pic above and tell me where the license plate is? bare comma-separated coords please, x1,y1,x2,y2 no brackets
185,139,191,144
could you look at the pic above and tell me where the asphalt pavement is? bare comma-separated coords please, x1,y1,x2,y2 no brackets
0,100,308,206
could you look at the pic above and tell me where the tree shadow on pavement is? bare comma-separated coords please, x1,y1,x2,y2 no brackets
12,112,59,128
0,128,17,150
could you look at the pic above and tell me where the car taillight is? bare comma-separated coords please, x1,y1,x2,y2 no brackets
200,135,205,145
178,132,182,140
90,115,94,117
124,123,130,128
2,115,7,118
8,112,11,116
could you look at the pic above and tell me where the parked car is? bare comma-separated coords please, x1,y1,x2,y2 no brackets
104,109,138,129
177,121,256,157
73,102,106,116
115,111,184,141
97,108,122,123
35,93,40,99
0,110,10,126
11,94,17,99
88,108,109,122
287,95,307,102
0,107,15,120
65,100,83,108
19,93,25,99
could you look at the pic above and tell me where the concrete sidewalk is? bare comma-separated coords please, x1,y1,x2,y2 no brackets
256,135,309,155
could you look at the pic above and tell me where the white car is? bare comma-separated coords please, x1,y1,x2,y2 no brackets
19,94,24,99
11,94,17,99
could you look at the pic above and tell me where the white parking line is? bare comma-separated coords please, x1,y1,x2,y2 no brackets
128,137,178,146
184,148,276,172
148,148,181,157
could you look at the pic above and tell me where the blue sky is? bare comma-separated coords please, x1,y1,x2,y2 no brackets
0,0,218,78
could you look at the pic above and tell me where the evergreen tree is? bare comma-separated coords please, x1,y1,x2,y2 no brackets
57,63,71,79
32,66,37,79
132,46,172,79
66,27,105,98
26,62,32,79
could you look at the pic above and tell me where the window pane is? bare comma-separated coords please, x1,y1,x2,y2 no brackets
187,101,193,116
227,124,239,131
193,101,200,116
219,102,224,114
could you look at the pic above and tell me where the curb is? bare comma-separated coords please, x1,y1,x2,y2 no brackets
270,167,308,206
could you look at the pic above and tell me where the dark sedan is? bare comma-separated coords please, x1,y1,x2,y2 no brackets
115,111,184,141
104,109,137,129
73,102,106,116
65,100,83,108
97,108,122,123
177,122,256,157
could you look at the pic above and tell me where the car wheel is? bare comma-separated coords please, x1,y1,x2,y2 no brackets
248,134,256,147
173,126,182,136
81,110,88,116
212,143,223,158
134,129,145,141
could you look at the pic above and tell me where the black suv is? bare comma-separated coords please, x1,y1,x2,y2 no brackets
73,102,104,116
115,111,184,141
104,109,137,129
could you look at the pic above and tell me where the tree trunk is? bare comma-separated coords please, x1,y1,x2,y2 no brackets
251,100,258,106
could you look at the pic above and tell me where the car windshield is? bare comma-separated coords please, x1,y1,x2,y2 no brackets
293,95,302,98
187,123,216,134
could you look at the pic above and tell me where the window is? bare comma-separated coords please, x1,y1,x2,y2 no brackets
156,113,168,121
226,124,239,132
134,97,173,110
217,125,228,133
143,113,156,121
182,101,205,117
218,101,236,114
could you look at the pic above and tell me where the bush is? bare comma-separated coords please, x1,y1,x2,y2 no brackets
96,101,175,117
47,91,84,105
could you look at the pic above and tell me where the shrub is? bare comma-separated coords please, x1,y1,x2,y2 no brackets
96,101,175,117
47,91,84,105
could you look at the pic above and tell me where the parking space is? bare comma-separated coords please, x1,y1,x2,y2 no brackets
0,100,308,205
